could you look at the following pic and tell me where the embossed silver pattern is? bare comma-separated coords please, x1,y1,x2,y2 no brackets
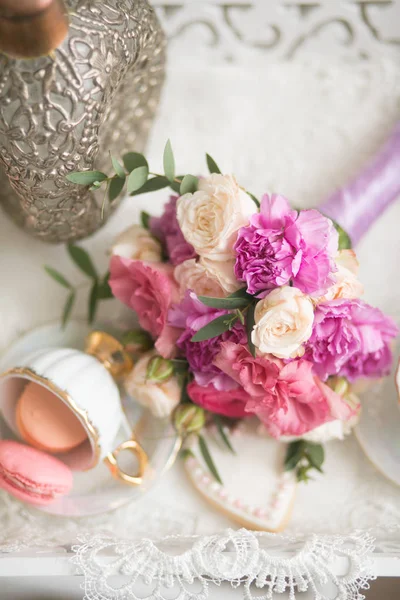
0,0,165,243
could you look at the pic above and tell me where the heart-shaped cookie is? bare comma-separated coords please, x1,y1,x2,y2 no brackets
184,421,297,532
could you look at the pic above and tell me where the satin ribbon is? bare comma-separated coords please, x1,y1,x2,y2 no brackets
320,122,400,246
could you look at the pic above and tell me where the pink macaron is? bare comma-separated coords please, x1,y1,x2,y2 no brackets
0,440,73,506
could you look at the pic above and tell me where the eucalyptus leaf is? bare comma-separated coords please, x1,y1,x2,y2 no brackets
198,295,250,310
66,171,107,186
130,176,169,196
198,435,223,484
191,314,237,342
89,181,103,191
333,220,352,250
127,166,149,194
122,152,148,173
110,155,126,179
305,443,325,472
44,266,72,289
62,291,75,328
141,211,151,230
180,174,198,195
214,416,235,454
96,272,113,300
169,179,181,194
163,139,175,182
88,281,98,324
67,244,98,279
246,303,256,357
108,176,125,202
206,153,221,174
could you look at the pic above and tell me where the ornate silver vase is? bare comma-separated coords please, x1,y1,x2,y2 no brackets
0,0,165,243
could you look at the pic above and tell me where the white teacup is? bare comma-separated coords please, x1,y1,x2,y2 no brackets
0,333,147,484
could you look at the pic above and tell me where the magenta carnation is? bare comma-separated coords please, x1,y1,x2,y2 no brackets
169,291,246,391
150,196,196,265
234,194,338,296
305,299,398,381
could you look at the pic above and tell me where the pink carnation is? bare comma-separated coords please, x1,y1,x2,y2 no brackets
169,291,246,391
234,194,338,296
109,256,181,358
150,196,197,265
214,342,353,438
187,381,251,419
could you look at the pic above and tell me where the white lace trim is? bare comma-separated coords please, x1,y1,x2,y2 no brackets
71,529,376,600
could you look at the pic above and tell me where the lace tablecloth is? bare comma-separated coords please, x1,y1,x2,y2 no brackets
1,2,400,598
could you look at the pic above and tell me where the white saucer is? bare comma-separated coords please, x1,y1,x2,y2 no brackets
355,339,400,486
0,321,180,517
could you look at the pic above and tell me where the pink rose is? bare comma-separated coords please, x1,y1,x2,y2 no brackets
187,381,251,419
213,341,280,397
109,256,181,358
214,342,354,438
248,360,354,438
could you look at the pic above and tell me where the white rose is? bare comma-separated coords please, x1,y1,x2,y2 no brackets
318,250,364,302
177,174,255,261
111,225,162,262
124,352,180,418
283,416,359,444
252,286,314,359
200,257,242,295
174,259,225,298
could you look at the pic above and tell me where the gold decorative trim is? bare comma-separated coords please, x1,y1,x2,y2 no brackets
104,439,149,486
85,331,133,379
0,367,101,470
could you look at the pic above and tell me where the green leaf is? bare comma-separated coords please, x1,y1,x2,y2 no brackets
214,416,235,454
62,291,75,328
246,303,256,357
191,314,237,343
88,280,98,324
122,152,148,173
44,266,72,289
180,174,198,195
110,155,126,179
96,272,113,300
130,176,169,196
333,220,352,250
246,191,260,208
284,441,305,472
108,176,125,202
127,166,149,194
236,309,245,325
169,179,181,194
305,443,325,472
198,435,223,484
198,295,251,310
66,171,108,186
206,153,221,174
163,139,175,182
141,211,151,230
68,244,98,279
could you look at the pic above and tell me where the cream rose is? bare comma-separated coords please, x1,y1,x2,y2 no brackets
200,257,242,295
252,286,314,359
124,352,180,418
177,174,255,261
111,225,162,262
174,259,225,298
318,249,364,302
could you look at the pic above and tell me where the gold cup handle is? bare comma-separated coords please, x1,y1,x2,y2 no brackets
104,440,148,486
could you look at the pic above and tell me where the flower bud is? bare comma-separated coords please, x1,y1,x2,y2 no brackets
174,404,205,436
328,376,349,397
146,356,174,382
122,330,153,354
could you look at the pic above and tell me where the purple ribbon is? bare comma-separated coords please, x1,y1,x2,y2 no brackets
320,122,400,246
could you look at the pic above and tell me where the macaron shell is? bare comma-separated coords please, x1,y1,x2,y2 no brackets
16,382,88,454
0,440,73,506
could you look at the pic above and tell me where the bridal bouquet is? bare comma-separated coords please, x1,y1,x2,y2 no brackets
48,141,398,482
